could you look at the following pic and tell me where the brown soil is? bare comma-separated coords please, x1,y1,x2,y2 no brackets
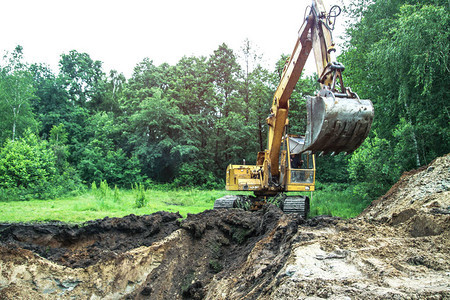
1,155,449,299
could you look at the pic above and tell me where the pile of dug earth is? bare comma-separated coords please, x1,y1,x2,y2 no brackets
1,155,449,299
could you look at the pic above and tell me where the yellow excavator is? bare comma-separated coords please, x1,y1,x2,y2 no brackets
214,0,374,218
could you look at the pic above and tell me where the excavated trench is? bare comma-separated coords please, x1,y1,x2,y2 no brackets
0,206,317,299
0,212,181,269
0,155,449,299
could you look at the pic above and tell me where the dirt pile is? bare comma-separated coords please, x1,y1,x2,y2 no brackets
361,154,450,237
0,155,449,299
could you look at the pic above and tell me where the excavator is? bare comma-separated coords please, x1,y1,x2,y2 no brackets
214,0,374,219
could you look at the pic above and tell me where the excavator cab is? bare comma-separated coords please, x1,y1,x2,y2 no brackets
285,136,315,191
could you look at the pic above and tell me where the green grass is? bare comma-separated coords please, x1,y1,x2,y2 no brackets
0,188,231,223
0,183,370,223
308,182,372,218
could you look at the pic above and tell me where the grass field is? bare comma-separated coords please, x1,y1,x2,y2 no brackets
0,183,370,223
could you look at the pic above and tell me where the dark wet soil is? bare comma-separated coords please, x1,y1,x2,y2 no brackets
0,211,181,268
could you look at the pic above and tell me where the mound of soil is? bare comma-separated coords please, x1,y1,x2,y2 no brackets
361,154,450,237
0,155,449,299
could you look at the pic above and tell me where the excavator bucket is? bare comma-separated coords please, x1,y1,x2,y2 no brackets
301,94,374,155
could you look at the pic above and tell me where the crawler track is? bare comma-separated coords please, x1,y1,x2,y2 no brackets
214,195,310,219
213,195,240,209
282,196,310,219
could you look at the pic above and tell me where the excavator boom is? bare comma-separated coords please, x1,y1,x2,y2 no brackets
266,15,313,176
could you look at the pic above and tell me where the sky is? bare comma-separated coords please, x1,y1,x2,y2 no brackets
1,0,348,78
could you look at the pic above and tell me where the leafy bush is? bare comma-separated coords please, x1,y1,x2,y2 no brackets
348,133,401,201
0,186,31,201
0,131,81,201
0,132,55,200
209,260,223,273
173,162,223,190
78,144,144,188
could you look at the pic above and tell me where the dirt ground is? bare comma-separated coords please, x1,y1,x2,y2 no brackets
0,155,449,299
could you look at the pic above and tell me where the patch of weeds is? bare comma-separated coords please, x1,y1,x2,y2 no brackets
92,180,111,208
208,240,224,273
181,269,196,294
91,180,112,210
209,260,223,273
98,180,110,201
113,185,121,203
209,240,222,259
231,226,253,244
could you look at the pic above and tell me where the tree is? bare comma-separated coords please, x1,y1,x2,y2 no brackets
76,112,143,186
0,46,38,142
207,43,245,169
342,0,449,162
29,63,72,137
239,39,262,125
247,65,273,153
105,70,126,113
59,50,104,107
130,87,197,182
168,55,219,185
238,39,273,159
88,69,127,114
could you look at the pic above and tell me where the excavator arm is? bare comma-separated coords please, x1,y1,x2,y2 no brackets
267,0,374,177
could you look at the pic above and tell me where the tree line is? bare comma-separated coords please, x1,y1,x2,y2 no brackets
0,41,317,200
0,0,448,202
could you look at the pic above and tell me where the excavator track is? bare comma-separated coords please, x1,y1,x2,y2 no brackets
215,195,310,219
214,195,240,209
282,196,310,219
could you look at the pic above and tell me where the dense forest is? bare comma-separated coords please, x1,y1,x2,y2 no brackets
0,0,448,202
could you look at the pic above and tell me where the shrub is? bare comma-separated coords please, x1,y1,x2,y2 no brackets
173,162,222,189
134,183,148,208
0,132,57,200
348,133,401,201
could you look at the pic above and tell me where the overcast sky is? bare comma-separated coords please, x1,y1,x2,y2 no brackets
1,0,348,78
